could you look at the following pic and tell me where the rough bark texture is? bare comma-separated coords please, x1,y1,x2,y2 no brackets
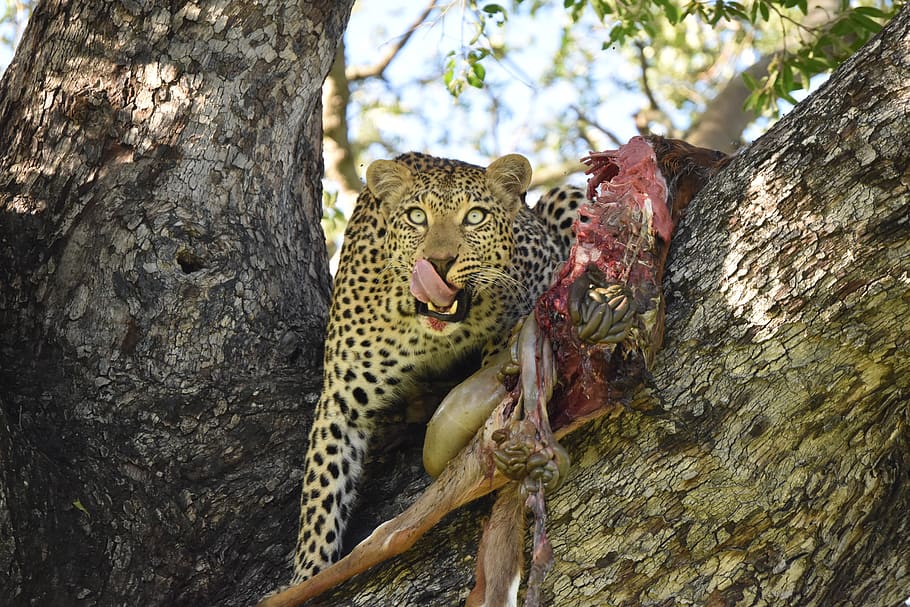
302,5,910,606
0,0,352,605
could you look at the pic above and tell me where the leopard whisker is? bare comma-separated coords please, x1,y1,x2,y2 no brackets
470,266,528,299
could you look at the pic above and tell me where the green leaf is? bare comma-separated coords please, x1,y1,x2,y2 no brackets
744,89,766,114
592,0,611,19
726,2,747,20
443,53,464,97
708,2,724,26
741,71,759,91
469,48,490,62
830,18,854,37
790,57,814,90
759,1,769,21
849,12,883,34
482,3,508,25
443,64,455,87
73,499,90,516
482,3,506,15
853,6,888,19
681,2,700,18
780,62,794,92
800,55,829,73
779,89,799,105
642,20,657,37
471,61,486,84
607,23,627,45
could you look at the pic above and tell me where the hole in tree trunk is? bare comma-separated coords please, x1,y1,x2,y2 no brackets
176,249,205,273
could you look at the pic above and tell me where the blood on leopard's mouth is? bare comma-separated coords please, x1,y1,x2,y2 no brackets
415,290,470,323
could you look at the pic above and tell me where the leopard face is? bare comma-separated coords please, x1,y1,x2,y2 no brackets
292,152,584,582
368,153,530,337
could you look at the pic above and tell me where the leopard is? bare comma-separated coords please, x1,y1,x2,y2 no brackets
292,151,585,583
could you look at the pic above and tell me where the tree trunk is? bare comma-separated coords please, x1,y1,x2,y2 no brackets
304,5,910,606
0,1,352,605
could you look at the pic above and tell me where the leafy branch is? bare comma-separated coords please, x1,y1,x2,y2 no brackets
459,0,899,115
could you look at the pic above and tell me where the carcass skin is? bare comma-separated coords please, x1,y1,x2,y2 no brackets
258,137,728,607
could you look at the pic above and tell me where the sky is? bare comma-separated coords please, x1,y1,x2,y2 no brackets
339,1,814,182
0,1,800,171
0,5,24,71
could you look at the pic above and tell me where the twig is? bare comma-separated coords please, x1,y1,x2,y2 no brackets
634,41,664,116
347,0,439,81
571,104,625,148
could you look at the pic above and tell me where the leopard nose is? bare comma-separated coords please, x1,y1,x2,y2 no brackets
427,256,457,279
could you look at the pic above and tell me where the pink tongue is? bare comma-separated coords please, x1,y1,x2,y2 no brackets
410,259,459,308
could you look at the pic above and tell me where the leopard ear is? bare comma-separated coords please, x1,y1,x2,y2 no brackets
486,154,532,206
366,159,414,216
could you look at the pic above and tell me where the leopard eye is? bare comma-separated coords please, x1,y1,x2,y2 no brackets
406,207,427,226
463,207,488,226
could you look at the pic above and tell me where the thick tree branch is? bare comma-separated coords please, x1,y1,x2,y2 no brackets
323,40,362,198
686,54,773,151
687,0,845,151
0,2,352,605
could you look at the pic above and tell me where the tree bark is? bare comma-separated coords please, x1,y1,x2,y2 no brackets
304,5,910,606
0,1,352,605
